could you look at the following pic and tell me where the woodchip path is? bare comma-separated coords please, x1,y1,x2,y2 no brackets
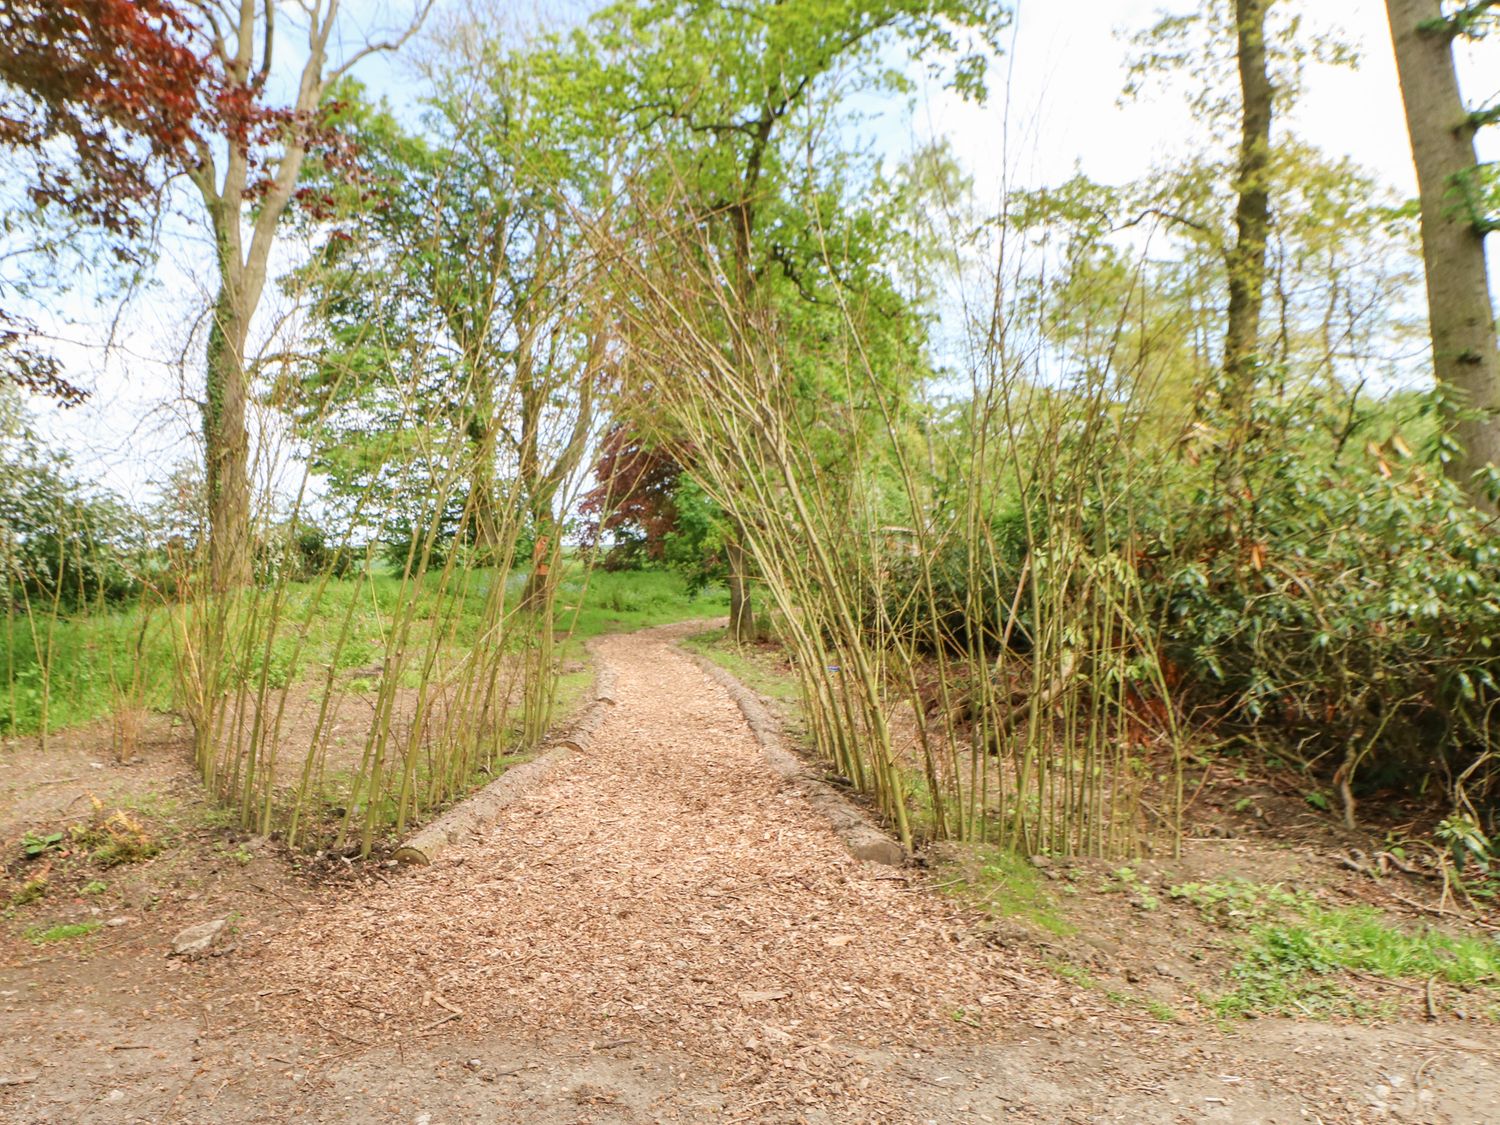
4,623,1494,1123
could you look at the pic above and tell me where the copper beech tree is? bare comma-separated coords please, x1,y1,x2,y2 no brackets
0,0,206,404
1,0,429,587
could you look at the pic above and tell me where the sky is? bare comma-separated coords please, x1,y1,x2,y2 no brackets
20,0,1500,504
931,0,1436,198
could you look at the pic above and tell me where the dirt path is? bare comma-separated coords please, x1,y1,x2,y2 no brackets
3,624,1498,1123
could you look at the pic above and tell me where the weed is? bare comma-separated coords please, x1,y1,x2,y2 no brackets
6,878,48,908
25,921,101,943
80,880,107,895
20,831,63,859
1184,883,1500,1019
1168,879,1312,927
1111,866,1161,910
75,801,160,867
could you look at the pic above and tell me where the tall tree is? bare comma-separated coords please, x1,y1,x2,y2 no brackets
291,37,610,581
598,0,1009,640
1223,0,1272,437
1386,0,1500,509
186,0,428,591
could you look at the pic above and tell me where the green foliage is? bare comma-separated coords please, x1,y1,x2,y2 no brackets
1,384,146,610
1,565,721,738
20,830,63,858
877,508,1030,653
1217,905,1500,1019
558,567,729,642
24,921,100,944
1169,878,1500,1019
1154,387,1500,803
255,522,354,585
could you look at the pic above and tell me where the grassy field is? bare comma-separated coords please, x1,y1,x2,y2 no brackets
1,566,728,736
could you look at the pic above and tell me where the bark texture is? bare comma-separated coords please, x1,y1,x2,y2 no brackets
1223,0,1273,438
190,2,338,590
190,0,427,589
725,535,754,643
1387,0,1500,509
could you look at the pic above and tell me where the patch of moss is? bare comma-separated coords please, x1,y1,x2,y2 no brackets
941,846,1077,937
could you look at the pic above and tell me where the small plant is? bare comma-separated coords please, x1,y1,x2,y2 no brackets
20,831,64,859
1169,880,1312,927
6,878,49,908
24,921,102,944
1111,866,1161,910
76,799,159,867
1206,897,1500,1019
1436,813,1494,875
80,880,107,895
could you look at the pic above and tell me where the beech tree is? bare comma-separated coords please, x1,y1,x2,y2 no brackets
1386,0,1500,508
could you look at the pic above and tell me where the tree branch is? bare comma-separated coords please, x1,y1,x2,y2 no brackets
327,0,436,84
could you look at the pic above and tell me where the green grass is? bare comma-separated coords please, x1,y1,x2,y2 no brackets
24,921,101,944
556,568,729,645
939,846,1077,937
1,565,727,737
679,627,799,703
1171,880,1500,1019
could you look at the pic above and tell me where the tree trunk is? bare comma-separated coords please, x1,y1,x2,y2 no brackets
520,495,557,611
466,370,502,565
1387,0,1500,510
725,534,753,643
1223,0,1273,436
204,285,253,592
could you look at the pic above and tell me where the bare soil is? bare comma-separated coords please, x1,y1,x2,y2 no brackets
0,623,1496,1123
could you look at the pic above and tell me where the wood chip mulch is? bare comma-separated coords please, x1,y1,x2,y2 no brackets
243,626,1097,1116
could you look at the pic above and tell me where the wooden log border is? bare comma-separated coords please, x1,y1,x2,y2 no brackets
678,648,907,867
393,649,619,865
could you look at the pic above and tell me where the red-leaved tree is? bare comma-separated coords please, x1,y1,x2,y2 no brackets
0,0,208,403
579,425,685,568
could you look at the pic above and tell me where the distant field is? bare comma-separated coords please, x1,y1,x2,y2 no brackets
1,566,728,737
